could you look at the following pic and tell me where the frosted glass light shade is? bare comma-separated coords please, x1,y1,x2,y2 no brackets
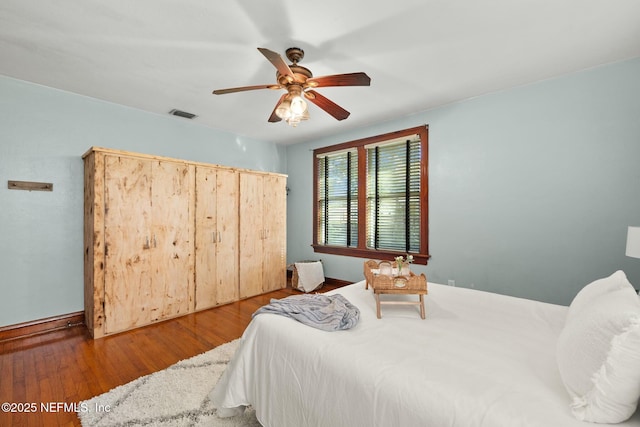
290,95,307,115
626,226,640,259
275,99,292,119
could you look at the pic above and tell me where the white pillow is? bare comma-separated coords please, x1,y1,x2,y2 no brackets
565,270,632,323
557,271,640,423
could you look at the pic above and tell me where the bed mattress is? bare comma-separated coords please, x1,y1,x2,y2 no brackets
211,281,640,426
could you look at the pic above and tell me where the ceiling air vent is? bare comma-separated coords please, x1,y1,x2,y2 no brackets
169,109,197,119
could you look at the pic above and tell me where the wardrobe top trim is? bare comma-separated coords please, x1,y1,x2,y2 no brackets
82,146,287,178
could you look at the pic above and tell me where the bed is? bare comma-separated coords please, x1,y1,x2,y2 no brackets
210,271,640,427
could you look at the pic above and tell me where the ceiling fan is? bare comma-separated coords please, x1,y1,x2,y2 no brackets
213,47,371,127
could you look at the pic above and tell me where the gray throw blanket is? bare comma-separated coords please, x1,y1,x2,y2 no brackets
253,293,360,331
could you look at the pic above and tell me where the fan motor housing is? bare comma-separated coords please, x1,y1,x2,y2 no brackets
277,65,312,85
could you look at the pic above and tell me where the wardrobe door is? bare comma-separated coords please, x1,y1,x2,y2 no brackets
103,155,155,334
195,167,239,309
214,169,239,304
151,160,194,319
195,166,218,310
103,156,194,334
239,172,264,298
262,174,287,293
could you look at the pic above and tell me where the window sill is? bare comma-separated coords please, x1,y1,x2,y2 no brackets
311,245,430,265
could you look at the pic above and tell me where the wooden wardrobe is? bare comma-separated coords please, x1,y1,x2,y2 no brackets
83,147,287,338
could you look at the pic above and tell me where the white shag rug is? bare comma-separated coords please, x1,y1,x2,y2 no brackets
78,339,260,427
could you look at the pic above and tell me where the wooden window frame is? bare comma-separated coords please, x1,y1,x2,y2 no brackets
312,125,430,265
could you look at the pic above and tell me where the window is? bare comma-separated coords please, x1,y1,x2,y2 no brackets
313,125,429,264
317,149,359,247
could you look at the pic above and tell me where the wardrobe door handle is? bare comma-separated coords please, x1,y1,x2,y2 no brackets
218,231,222,243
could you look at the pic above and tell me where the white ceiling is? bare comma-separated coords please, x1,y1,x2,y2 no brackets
1,1,639,145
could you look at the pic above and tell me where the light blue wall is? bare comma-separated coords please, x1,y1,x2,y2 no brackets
2,57,639,327
0,76,285,327
286,57,640,306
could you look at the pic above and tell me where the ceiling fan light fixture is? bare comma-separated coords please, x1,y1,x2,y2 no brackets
275,99,292,119
285,107,309,127
212,47,371,126
276,85,308,126
290,94,307,115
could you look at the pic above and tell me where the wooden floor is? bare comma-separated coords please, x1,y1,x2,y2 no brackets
0,281,344,427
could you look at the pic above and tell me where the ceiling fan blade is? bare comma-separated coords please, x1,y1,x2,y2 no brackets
305,90,350,121
268,94,286,122
213,84,280,95
258,48,295,81
306,72,371,88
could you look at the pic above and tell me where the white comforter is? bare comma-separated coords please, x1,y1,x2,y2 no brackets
211,281,640,427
